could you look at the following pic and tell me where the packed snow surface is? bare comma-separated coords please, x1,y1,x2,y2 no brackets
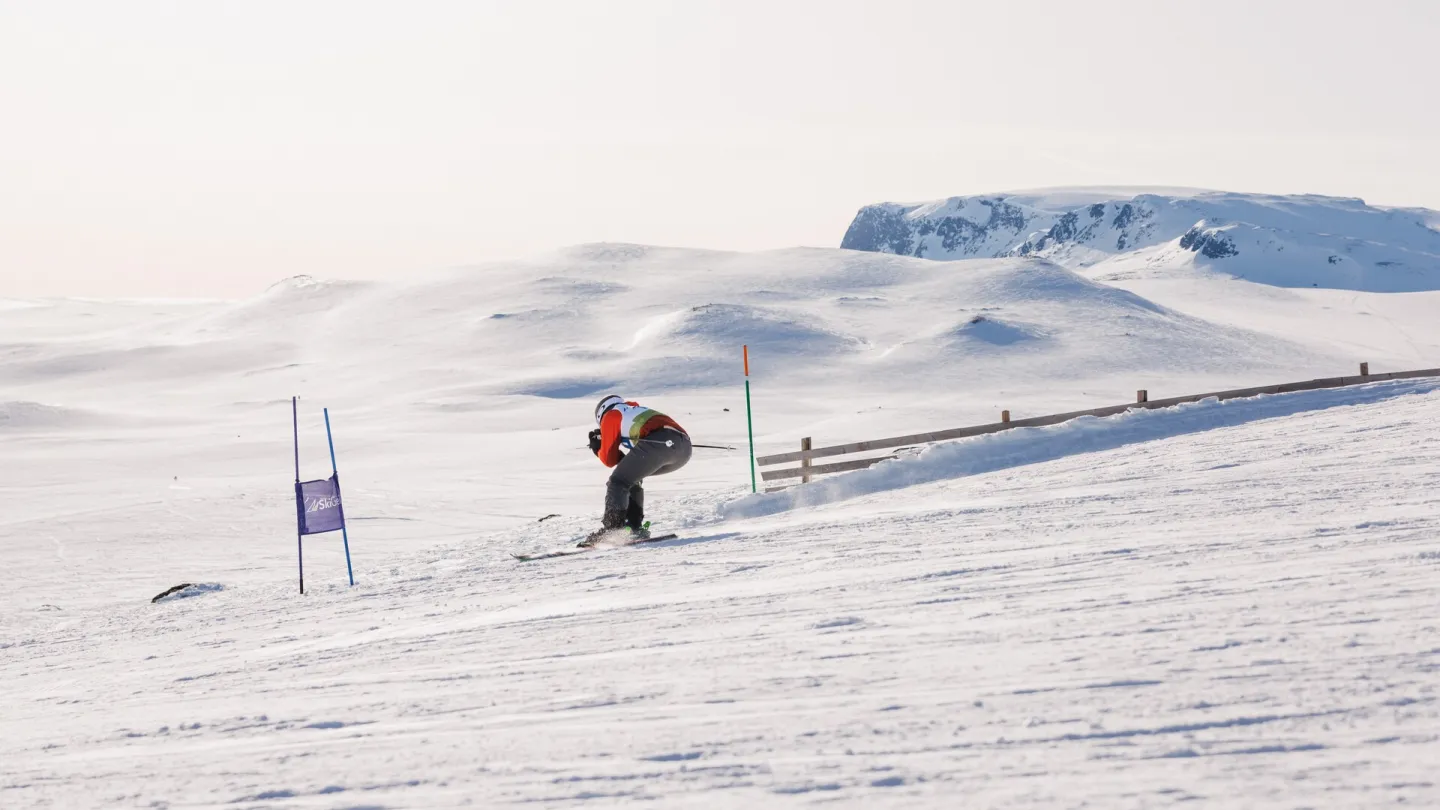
3,242,1439,807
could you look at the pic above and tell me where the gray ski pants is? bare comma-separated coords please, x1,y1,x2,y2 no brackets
605,428,693,517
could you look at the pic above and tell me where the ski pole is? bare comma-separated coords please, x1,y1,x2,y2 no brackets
579,441,735,451
636,438,735,450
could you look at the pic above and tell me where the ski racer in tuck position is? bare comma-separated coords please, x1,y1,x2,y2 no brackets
583,394,692,546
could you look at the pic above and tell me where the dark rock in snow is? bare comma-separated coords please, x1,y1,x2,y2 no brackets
1179,226,1240,259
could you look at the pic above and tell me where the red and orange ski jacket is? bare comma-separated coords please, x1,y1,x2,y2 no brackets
596,401,686,468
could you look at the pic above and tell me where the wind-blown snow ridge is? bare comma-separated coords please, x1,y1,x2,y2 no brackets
724,379,1440,518
842,189,1440,292
0,401,100,430
0,245,1319,408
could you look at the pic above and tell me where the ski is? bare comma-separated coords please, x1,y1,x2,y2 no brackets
512,533,678,562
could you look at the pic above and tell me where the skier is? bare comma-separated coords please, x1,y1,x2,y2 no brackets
583,394,692,546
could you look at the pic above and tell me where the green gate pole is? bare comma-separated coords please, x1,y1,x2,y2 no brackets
744,345,757,493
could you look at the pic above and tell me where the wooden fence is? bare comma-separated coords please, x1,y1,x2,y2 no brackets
755,363,1440,490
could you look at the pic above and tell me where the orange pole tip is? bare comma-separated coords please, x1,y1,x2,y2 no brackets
743,345,750,376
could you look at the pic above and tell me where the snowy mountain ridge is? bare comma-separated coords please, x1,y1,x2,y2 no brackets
841,189,1440,292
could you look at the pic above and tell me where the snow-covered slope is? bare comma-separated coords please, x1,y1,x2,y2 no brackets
0,246,1354,416
841,189,1440,292
5,379,1439,808
1,244,1435,612
3,242,1439,807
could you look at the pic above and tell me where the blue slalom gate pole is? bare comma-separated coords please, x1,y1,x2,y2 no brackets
293,396,304,595
743,346,757,493
324,408,355,587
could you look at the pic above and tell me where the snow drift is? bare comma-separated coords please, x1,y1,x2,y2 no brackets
0,245,1335,413
725,378,1440,518
0,401,99,431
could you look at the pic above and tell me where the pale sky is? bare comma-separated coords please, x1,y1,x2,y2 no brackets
2,0,1438,297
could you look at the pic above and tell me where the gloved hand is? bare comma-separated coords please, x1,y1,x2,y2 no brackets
588,428,602,456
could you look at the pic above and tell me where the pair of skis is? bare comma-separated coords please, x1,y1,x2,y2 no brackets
512,533,679,562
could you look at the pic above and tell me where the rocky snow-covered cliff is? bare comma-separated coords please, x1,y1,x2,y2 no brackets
840,189,1440,292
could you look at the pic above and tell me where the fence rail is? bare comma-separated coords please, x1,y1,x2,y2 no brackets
756,363,1439,487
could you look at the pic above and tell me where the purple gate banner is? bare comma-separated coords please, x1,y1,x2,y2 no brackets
298,476,345,535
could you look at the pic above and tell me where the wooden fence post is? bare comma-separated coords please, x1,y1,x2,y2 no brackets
754,365,1440,487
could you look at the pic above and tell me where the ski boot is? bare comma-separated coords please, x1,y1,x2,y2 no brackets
578,510,628,548
626,495,649,541
579,524,651,547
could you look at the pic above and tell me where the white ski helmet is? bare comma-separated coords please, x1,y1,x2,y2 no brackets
595,394,625,424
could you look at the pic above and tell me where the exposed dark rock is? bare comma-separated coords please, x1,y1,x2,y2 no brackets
840,206,913,255
1051,212,1080,243
839,191,1440,292
842,194,1168,261
1179,226,1239,259
934,216,984,253
986,199,1029,232
1112,203,1135,230
843,197,1039,257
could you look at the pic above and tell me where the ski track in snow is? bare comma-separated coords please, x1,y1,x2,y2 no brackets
4,387,1439,808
